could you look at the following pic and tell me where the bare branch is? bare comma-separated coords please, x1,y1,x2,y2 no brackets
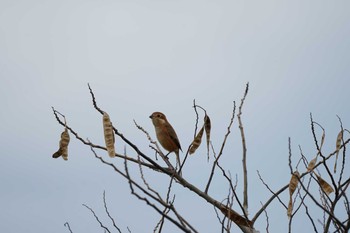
87,83,104,114
52,107,158,171
103,191,122,233
310,113,338,195
89,146,190,232
52,84,349,233
64,222,73,233
288,137,293,174
336,115,346,186
123,155,193,233
205,101,236,194
238,82,249,215
154,197,173,233
302,200,318,233
192,99,200,138
134,120,175,171
84,87,255,230
211,143,249,222
298,177,345,231
87,84,167,174
213,205,226,233
82,203,111,233
256,170,288,210
259,202,269,233
253,117,350,224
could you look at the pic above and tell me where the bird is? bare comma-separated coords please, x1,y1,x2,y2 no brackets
149,112,182,169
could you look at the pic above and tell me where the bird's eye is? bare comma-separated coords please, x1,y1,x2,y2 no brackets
157,114,161,118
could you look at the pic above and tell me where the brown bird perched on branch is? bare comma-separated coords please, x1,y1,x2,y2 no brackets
150,112,182,168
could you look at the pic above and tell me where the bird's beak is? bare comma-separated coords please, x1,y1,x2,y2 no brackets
149,115,152,119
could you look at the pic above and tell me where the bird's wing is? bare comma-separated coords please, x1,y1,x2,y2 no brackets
166,124,182,151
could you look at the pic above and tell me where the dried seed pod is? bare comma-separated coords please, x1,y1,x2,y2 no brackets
287,171,300,218
219,205,253,228
334,130,343,173
307,157,317,172
103,112,115,157
289,171,300,196
52,128,70,160
319,130,325,151
189,125,204,154
287,199,293,219
315,174,334,195
204,114,211,153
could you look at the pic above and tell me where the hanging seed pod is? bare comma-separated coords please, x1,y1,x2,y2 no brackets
189,125,204,154
334,130,343,173
315,174,334,195
287,171,300,218
103,112,115,158
219,205,253,228
319,130,325,151
289,171,300,196
307,157,317,172
60,129,70,160
204,114,211,154
287,199,293,219
52,128,70,160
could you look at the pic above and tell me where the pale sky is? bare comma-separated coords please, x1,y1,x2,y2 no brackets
1,1,349,232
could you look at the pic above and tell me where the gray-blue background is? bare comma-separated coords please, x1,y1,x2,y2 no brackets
1,1,349,232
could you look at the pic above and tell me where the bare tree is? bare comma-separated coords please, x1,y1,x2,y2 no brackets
52,83,350,233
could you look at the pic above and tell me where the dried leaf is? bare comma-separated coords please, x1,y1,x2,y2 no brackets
52,128,70,160
334,130,343,173
315,174,334,195
103,112,115,158
204,114,211,153
307,157,317,172
287,171,300,218
189,125,204,154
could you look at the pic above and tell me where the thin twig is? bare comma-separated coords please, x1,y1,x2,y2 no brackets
302,200,318,233
257,170,288,209
288,138,293,174
87,83,104,114
298,177,345,231
82,204,111,233
122,153,193,233
103,191,122,233
336,115,346,187
192,103,210,161
177,100,201,175
253,121,350,224
238,83,249,215
87,84,166,173
211,143,249,221
310,113,338,195
192,99,200,138
52,107,158,170
86,84,255,230
88,146,190,232
205,101,236,194
260,202,269,233
85,86,254,230
134,120,175,171
64,222,73,233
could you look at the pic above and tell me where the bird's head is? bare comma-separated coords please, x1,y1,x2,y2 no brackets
150,112,167,126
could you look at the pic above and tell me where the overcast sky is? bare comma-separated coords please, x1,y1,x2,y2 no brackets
1,1,350,232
